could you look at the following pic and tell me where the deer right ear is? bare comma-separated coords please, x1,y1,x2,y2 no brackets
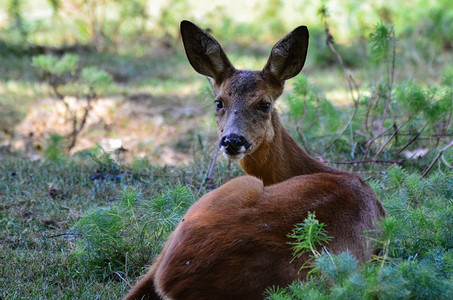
263,26,309,83
180,20,235,83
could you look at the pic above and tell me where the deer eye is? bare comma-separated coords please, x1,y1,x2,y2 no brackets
258,102,271,112
214,100,224,110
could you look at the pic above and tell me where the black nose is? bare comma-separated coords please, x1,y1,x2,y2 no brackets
219,134,251,155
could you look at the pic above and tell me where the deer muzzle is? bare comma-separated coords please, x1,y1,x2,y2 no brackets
219,134,252,159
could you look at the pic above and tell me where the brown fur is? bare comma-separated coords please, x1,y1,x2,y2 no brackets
125,21,386,299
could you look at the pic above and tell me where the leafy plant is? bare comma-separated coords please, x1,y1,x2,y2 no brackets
285,75,341,152
89,143,122,175
288,212,332,260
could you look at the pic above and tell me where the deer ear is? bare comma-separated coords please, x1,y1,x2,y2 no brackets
263,26,309,83
180,20,235,83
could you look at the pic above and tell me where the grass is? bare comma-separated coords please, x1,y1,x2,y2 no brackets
1,1,452,298
1,156,451,299
0,151,244,299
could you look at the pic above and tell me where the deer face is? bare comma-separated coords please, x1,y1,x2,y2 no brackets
180,20,308,160
214,70,283,159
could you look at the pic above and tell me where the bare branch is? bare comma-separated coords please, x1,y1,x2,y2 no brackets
363,123,395,159
373,117,411,160
396,129,423,156
379,27,396,135
420,139,453,179
322,21,360,153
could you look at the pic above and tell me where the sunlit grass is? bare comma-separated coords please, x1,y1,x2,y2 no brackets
1,1,452,298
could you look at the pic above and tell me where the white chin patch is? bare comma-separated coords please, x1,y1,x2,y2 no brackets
220,145,247,160
222,152,246,160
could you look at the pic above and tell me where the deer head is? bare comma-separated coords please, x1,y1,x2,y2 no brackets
181,20,309,160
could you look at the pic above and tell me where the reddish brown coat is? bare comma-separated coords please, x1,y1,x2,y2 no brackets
125,21,386,300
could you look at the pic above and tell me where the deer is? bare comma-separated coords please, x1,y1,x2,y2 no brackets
124,20,386,300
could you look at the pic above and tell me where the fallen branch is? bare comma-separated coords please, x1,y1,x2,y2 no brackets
420,139,453,179
373,116,411,160
363,123,395,159
396,129,423,155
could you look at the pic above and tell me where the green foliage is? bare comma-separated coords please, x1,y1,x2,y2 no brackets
412,0,453,53
44,133,66,162
285,75,341,145
314,251,359,284
368,23,395,65
79,67,113,93
6,0,29,39
394,80,450,130
70,185,194,278
32,54,112,94
32,54,79,77
88,144,121,174
288,212,332,260
267,168,453,299
375,167,453,263
442,67,453,87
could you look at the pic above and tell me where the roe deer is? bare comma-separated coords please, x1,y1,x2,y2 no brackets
125,20,386,300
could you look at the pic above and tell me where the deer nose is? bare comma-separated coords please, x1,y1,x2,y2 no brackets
219,134,251,156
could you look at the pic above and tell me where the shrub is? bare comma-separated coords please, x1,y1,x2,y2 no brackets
266,168,453,299
69,185,195,278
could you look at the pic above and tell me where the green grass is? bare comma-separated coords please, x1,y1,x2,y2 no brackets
0,151,244,299
1,1,452,298
1,157,452,299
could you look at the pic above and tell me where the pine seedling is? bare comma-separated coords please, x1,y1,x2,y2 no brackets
369,216,400,267
314,251,359,285
288,212,332,274
89,143,122,175
289,212,332,260
368,23,395,66
368,23,396,134
44,133,66,162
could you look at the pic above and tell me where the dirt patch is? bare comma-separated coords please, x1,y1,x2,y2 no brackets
10,93,212,166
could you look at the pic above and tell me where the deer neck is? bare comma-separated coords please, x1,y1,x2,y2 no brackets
239,114,342,186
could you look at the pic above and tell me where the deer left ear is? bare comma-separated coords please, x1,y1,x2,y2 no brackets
263,26,309,83
180,20,235,83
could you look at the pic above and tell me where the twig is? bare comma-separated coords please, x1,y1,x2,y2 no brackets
373,116,411,160
51,83,75,123
295,100,313,155
379,29,396,135
396,129,424,155
113,271,131,287
48,232,79,238
67,89,96,152
329,159,403,165
365,88,378,132
441,155,453,169
420,139,453,179
322,21,360,154
205,146,220,183
363,123,395,159
443,83,453,137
